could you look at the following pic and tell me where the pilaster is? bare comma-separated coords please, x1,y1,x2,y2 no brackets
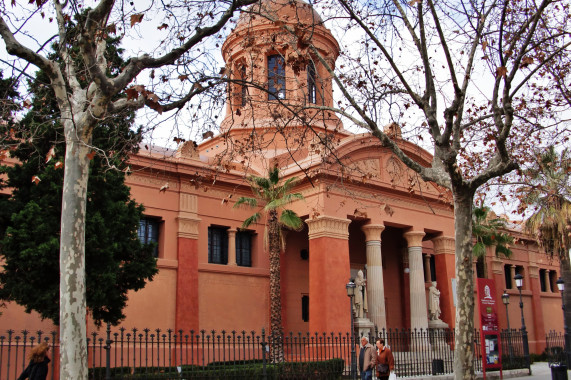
175,193,200,332
306,216,351,333
432,236,456,328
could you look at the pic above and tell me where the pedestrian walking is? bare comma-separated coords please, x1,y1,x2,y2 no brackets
17,342,50,380
375,338,395,380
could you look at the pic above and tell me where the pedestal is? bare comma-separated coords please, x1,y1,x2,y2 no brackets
354,317,375,339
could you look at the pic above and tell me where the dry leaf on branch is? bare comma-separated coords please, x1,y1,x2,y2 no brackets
159,183,169,193
31,175,41,185
130,14,144,27
54,161,63,169
45,146,56,163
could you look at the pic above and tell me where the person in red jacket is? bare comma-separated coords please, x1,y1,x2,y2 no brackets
375,338,395,380
18,342,50,380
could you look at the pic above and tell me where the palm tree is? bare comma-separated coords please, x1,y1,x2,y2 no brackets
234,166,304,361
524,147,571,339
472,205,514,278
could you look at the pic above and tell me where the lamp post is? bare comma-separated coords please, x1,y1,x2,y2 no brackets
502,290,513,362
556,277,570,367
514,273,530,373
346,280,357,380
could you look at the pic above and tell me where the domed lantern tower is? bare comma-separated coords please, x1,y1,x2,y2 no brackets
201,0,347,168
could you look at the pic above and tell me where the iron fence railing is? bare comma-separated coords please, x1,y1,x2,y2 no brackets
546,330,566,366
0,327,531,379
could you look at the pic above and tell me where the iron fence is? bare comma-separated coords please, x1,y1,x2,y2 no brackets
0,327,531,379
546,330,566,366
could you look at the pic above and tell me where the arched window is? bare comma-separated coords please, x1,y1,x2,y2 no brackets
240,64,247,107
268,54,285,100
307,61,317,104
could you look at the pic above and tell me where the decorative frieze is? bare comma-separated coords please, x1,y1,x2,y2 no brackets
306,216,350,240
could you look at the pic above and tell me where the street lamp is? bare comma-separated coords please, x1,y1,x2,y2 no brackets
514,273,530,373
556,277,569,366
502,290,513,362
346,280,357,380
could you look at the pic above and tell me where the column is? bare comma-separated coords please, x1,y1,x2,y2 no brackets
423,254,431,283
544,270,551,292
403,231,428,330
175,193,201,332
306,216,351,333
432,236,456,327
227,228,237,266
361,224,386,330
491,257,507,329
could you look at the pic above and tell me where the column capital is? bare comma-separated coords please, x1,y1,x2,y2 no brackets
528,264,540,278
361,224,385,242
227,228,237,236
490,257,504,275
432,236,455,255
176,216,201,239
306,216,350,240
403,231,425,247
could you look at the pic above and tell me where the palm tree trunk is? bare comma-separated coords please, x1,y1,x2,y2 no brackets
268,209,284,362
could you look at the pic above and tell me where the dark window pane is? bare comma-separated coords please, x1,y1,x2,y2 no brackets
208,226,228,265
540,269,547,292
504,264,512,289
302,295,309,322
236,230,252,267
139,217,160,257
268,55,285,100
241,65,247,107
430,255,437,282
307,62,316,104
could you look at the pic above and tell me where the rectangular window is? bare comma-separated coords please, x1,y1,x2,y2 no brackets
430,255,437,282
549,270,557,292
236,230,252,267
138,217,160,257
540,269,547,292
504,264,512,289
307,62,316,104
268,54,285,100
208,226,228,264
302,295,309,322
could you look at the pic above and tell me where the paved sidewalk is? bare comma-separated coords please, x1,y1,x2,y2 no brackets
399,361,565,380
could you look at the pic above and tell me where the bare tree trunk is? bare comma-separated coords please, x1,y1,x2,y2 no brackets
59,118,90,379
453,191,476,380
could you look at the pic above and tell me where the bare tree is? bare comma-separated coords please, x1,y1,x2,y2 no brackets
0,1,255,378
234,0,570,378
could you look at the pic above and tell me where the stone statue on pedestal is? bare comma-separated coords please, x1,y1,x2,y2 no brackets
353,270,368,319
428,281,441,321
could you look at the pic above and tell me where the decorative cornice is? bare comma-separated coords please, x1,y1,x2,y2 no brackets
403,231,425,247
432,236,455,255
306,216,350,240
176,216,201,239
361,224,385,242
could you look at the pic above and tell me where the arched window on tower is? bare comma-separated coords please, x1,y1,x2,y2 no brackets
268,54,286,100
240,64,247,107
307,61,317,104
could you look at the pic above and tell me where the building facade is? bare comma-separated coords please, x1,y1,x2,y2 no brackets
1,0,564,356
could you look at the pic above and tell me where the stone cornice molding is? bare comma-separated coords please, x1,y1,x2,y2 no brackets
306,216,350,240
361,224,385,242
432,236,455,255
177,216,201,239
403,231,426,247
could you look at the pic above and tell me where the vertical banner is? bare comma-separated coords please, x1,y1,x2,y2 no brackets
476,278,503,379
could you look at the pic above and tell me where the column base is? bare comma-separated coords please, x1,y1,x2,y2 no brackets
355,317,375,339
